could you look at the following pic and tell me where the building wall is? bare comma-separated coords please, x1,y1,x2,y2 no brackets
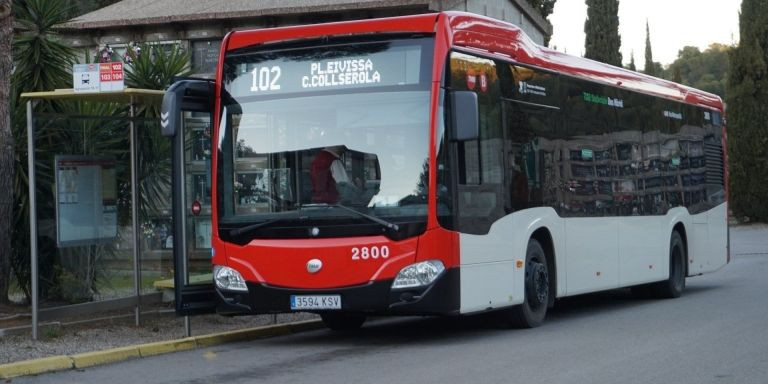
449,0,545,43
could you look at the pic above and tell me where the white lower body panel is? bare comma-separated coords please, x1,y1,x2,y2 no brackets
457,204,728,314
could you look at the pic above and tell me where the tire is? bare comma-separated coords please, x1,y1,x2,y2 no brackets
507,238,550,328
651,231,686,298
320,313,366,331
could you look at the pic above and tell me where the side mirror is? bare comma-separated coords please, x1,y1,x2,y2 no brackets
160,79,214,137
451,91,479,141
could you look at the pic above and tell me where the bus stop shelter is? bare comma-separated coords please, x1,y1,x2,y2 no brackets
21,88,165,340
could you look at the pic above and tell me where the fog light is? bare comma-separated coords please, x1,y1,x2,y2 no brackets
214,265,248,292
392,260,445,289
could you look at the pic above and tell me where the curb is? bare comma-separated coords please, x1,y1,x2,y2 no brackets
0,356,73,379
0,319,324,379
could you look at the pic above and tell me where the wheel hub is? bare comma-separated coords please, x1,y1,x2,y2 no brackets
526,260,549,307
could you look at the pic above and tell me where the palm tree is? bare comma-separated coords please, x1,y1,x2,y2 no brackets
124,43,191,220
12,0,76,93
10,0,76,302
125,43,192,93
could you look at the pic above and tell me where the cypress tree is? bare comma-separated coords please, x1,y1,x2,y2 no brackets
628,51,636,71
644,20,656,76
584,0,622,66
726,0,768,221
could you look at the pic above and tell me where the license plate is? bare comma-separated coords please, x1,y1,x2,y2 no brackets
290,295,341,310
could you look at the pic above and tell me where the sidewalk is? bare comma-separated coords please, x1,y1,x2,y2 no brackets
0,309,317,365
0,318,323,379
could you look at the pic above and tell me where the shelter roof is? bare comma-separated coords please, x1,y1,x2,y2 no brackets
21,88,165,105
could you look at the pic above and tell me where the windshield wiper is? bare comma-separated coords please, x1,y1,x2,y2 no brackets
229,215,309,237
230,204,399,238
300,203,399,232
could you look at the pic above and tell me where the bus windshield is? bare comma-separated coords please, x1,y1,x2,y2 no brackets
217,37,434,240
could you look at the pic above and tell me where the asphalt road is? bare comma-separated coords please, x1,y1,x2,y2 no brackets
16,225,768,384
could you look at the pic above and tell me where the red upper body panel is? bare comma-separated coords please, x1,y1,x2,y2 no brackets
223,11,723,111
442,13,722,110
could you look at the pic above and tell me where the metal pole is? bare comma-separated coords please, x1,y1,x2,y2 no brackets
130,96,141,327
177,117,191,337
184,315,191,337
26,100,38,341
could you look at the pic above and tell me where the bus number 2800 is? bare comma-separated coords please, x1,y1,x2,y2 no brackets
351,246,390,260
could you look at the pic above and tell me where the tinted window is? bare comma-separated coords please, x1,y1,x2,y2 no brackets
439,53,727,233
441,51,505,234
509,65,559,106
557,77,625,216
503,100,560,213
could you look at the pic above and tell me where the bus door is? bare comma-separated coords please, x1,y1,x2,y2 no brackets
161,79,217,316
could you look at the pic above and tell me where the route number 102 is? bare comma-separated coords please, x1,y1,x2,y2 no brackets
250,66,281,92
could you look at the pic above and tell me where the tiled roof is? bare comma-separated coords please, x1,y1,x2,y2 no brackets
58,0,436,30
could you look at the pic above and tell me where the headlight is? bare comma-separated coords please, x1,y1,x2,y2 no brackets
213,265,248,292
392,260,445,289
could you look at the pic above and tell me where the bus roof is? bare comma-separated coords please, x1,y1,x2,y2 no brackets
225,11,723,111
442,12,723,111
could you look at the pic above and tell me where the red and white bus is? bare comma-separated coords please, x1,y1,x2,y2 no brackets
162,12,729,330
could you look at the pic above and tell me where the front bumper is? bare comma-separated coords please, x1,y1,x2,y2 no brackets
216,267,460,316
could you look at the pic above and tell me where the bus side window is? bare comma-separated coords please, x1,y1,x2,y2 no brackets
447,51,505,235
502,64,560,215
502,101,559,213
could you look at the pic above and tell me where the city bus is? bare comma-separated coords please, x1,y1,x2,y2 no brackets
161,11,729,330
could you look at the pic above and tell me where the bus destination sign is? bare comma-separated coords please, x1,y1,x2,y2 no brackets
226,45,422,98
302,58,381,89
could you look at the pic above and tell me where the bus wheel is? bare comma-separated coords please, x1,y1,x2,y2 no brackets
652,231,686,298
508,238,549,328
320,313,366,331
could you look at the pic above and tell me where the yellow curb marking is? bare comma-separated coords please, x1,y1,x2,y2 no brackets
139,338,197,357
71,346,141,369
0,356,73,379
0,319,322,379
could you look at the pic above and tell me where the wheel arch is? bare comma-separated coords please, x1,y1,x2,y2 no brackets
530,227,556,308
672,222,689,276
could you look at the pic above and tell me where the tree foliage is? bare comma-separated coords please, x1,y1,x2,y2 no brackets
526,0,557,19
12,0,76,94
627,51,636,71
663,44,730,98
124,43,191,218
726,0,768,221
9,0,78,302
124,44,191,97
643,20,656,76
584,0,622,66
